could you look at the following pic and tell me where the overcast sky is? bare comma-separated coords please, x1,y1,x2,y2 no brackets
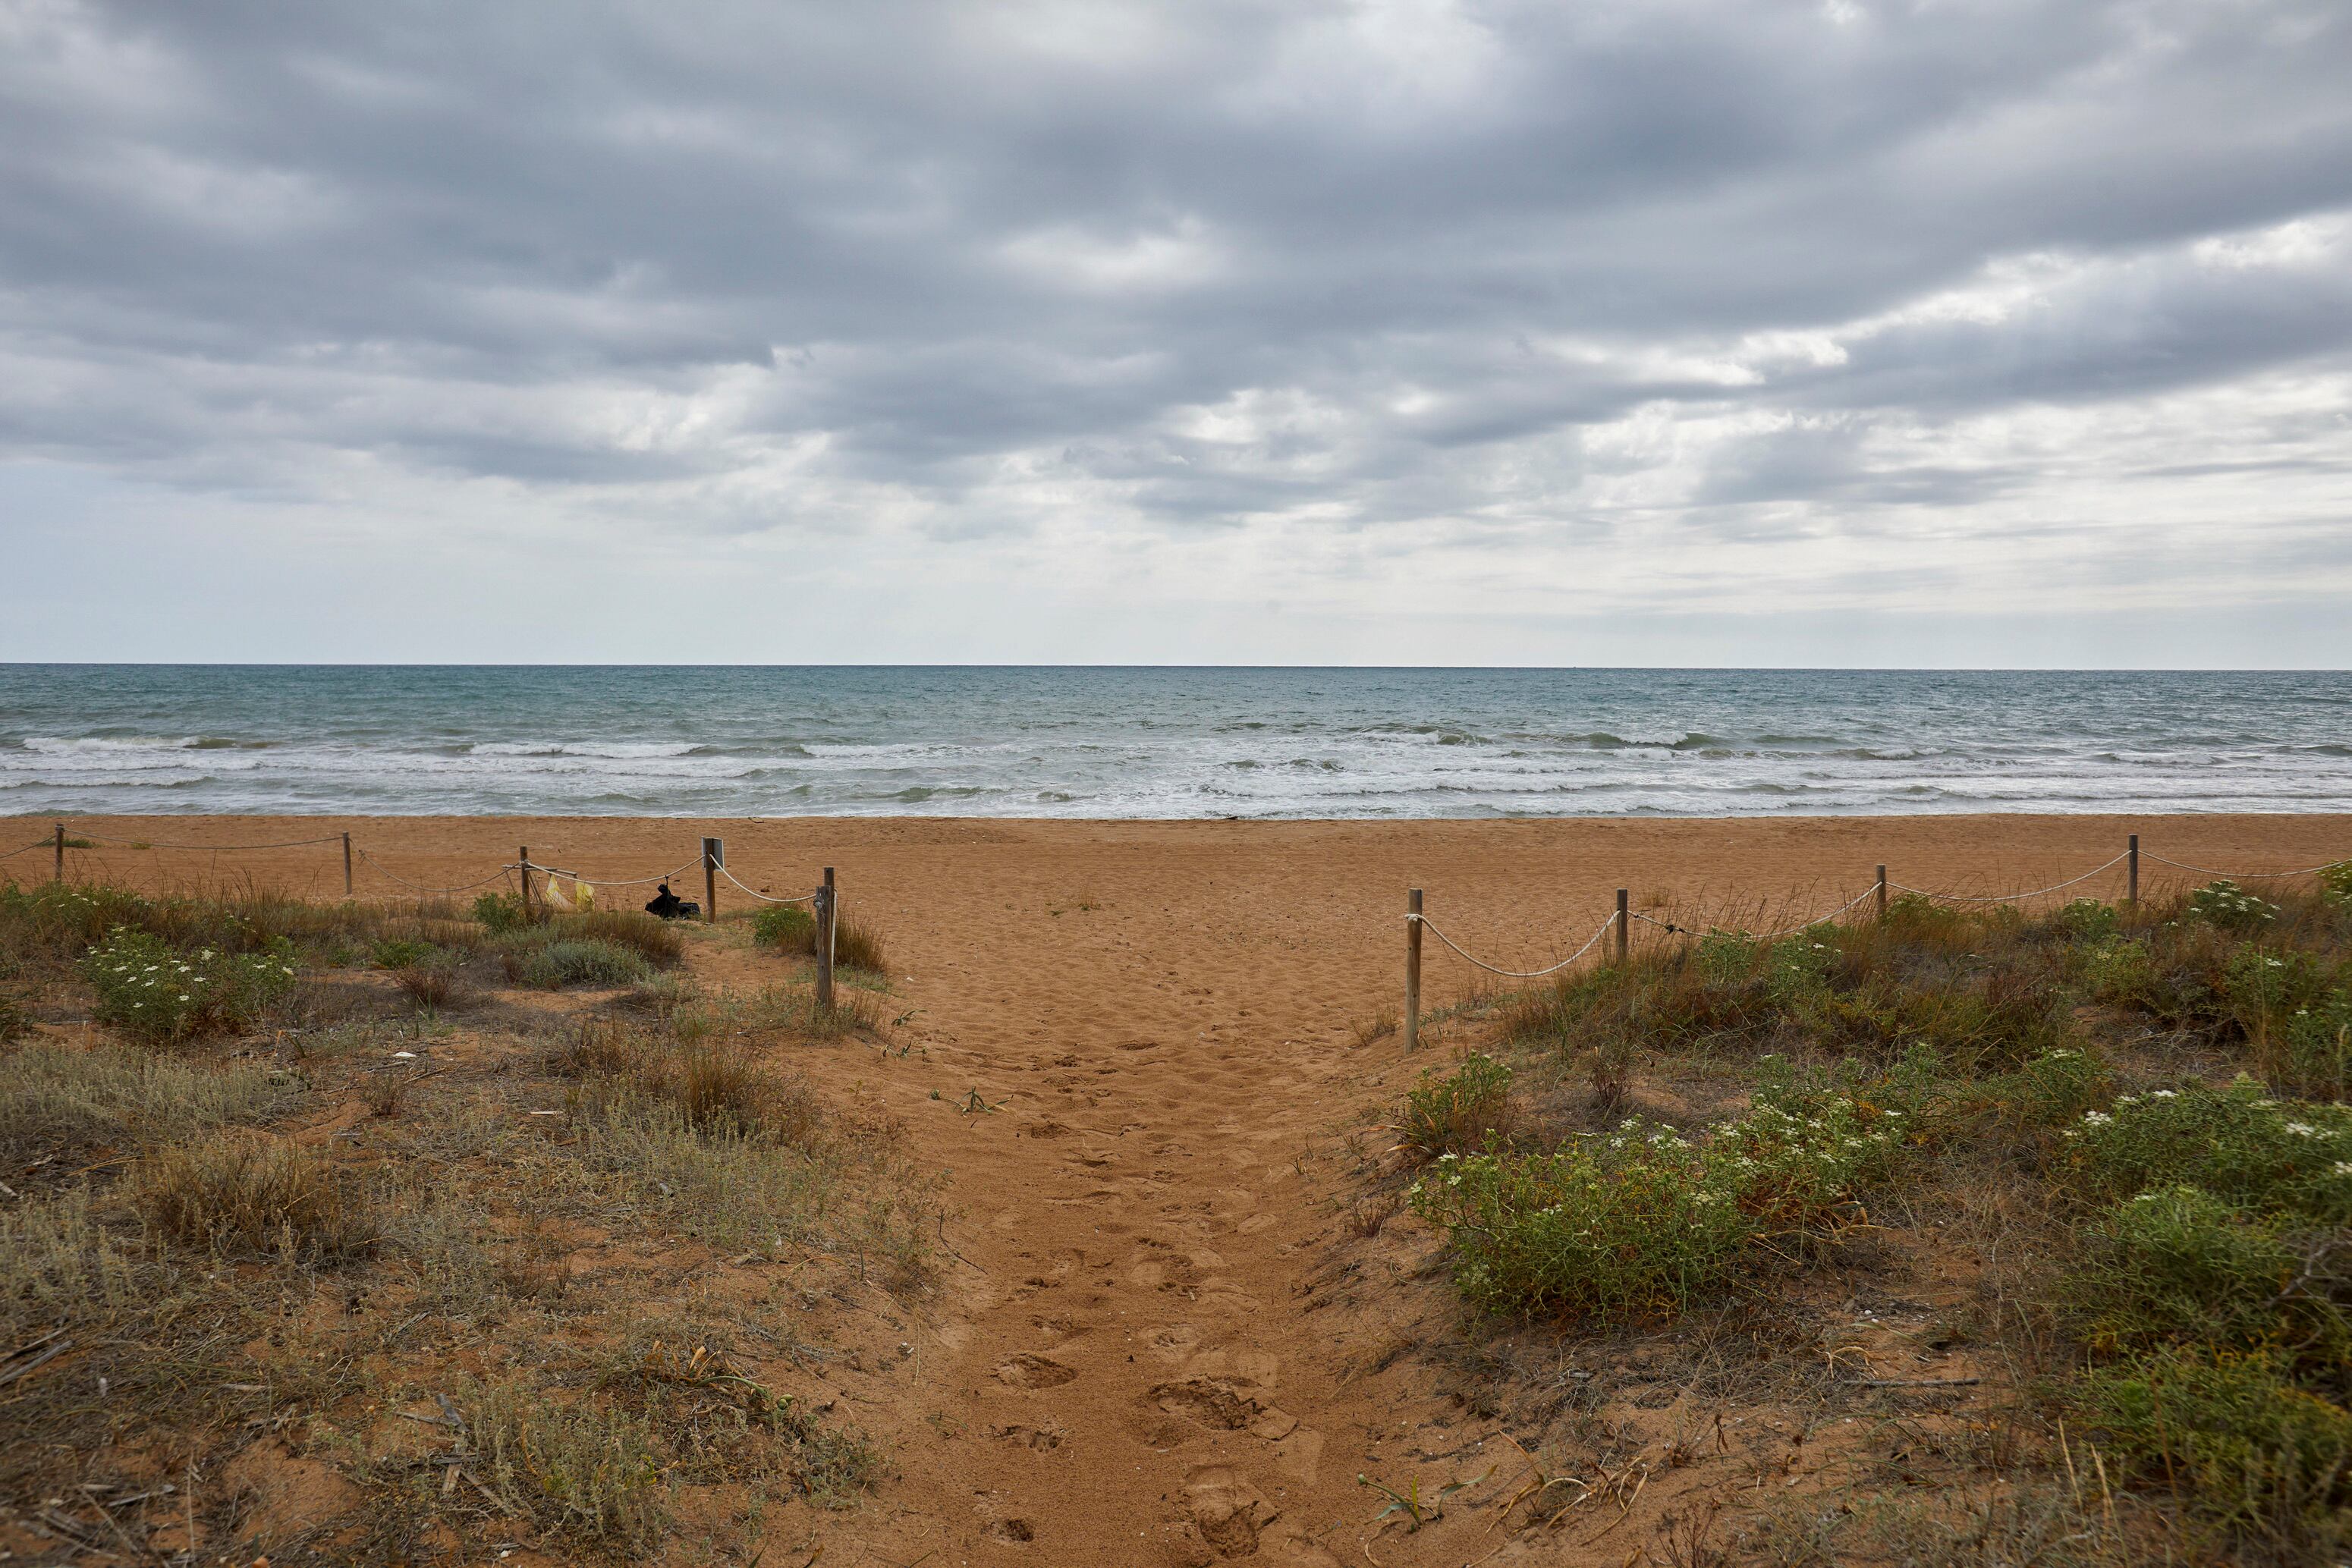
4,0,2349,666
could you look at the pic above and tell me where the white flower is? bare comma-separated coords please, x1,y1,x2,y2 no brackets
2284,1122,2319,1137
2080,1111,2113,1127
2151,1089,2177,1100
2332,1162,2352,1177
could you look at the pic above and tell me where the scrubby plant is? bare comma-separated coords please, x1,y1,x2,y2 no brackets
1410,1093,1907,1323
2078,1350,2352,1551
1409,1129,1745,1323
2075,932,2153,1005
1398,1052,1514,1157
511,938,654,990
0,955,28,1043
2190,878,2281,934
2064,1079,2352,1225
753,903,816,949
464,1378,668,1551
2280,993,2352,1100
2067,1186,2350,1365
81,928,297,1041
755,900,891,974
473,889,532,932
2056,897,2121,941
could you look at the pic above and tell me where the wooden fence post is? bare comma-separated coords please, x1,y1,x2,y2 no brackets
54,822,64,883
1615,888,1629,965
2127,834,2139,907
343,832,354,897
702,837,722,925
519,846,533,922
816,867,837,1010
1404,888,1423,1052
1876,865,1888,922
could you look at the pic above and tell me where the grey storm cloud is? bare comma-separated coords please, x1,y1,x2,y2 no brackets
3,0,2351,562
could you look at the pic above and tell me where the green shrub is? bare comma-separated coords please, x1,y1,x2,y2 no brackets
1410,1093,1907,1323
2057,897,2121,941
2076,933,2153,1004
81,929,297,1041
0,960,27,1044
1400,1053,1514,1157
2064,1079,2352,1225
1410,1130,1746,1323
2079,1350,2352,1550
1,881,159,959
2319,862,2352,907
2281,995,2352,1099
515,939,653,991
1713,1092,1908,1231
2067,1186,2348,1364
1973,1045,2111,1127
473,890,532,932
370,935,440,969
755,901,890,973
2225,945,2334,1024
753,903,816,949
2190,879,2280,934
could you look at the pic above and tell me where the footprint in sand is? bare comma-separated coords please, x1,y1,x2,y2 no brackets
1180,1464,1278,1560
994,1353,1077,1389
1150,1378,1300,1441
991,1421,1065,1451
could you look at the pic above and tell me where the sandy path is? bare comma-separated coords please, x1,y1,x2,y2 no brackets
20,813,2352,1563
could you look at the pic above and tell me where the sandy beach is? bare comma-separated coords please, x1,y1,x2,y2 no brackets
24,812,2352,1009
13,811,2352,1563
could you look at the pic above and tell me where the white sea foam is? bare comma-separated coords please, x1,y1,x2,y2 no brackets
2,667,2347,818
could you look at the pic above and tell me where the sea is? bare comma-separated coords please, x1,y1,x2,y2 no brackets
2,666,2347,819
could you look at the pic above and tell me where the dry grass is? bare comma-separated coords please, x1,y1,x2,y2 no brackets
756,901,892,974
552,907,687,966
464,1377,668,1551
0,1042,300,1164
0,876,945,1564
134,1132,377,1260
391,961,468,1008
552,1020,825,1142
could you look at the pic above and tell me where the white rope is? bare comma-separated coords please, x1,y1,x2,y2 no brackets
715,863,816,904
1638,882,1885,941
2142,853,2346,880
1410,910,1619,979
1741,882,1885,936
1889,852,2128,905
69,828,347,851
0,840,54,862
351,845,518,896
521,856,700,888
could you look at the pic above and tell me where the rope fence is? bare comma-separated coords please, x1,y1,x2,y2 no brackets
1396,831,2348,1050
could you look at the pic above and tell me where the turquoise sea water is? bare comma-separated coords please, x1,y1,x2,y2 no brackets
1,666,2346,819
